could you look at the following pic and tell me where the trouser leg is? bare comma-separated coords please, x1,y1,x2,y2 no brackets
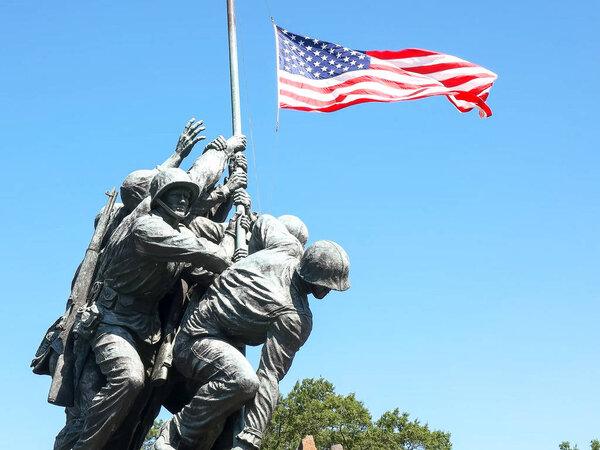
172,334,259,450
54,353,104,450
72,326,147,450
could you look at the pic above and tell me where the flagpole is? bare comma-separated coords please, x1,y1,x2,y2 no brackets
227,0,242,136
226,0,248,255
225,0,247,447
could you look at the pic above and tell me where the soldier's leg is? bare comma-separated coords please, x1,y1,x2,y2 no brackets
53,353,104,450
72,325,146,450
158,333,258,450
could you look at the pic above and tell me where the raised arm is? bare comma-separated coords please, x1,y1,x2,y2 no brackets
161,118,207,169
188,135,246,197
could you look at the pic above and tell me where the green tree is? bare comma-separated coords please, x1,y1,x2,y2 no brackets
142,419,163,450
559,440,599,450
261,377,451,450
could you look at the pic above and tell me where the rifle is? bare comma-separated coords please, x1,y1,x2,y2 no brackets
151,280,188,386
47,188,118,406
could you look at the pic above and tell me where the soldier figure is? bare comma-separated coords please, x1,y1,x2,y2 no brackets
70,168,233,449
154,214,350,450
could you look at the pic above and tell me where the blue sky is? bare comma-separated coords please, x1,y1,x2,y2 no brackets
1,1,598,449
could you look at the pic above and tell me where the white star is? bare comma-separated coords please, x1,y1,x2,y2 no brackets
290,35,296,41
314,72,321,78
314,61,320,67
285,65,290,70
306,56,313,62
343,56,350,62
282,29,289,34
321,43,327,50
306,67,312,72
329,69,334,75
313,38,319,44
321,66,327,71
299,70,305,75
350,50,357,55
291,54,297,60
299,50,305,57
358,54,365,60
284,48,290,54
350,60,356,66
285,57,291,62
343,47,349,51
358,63,365,69
336,63,342,69
329,59,335,66
329,48,334,54
306,46,313,51
321,54,328,60
314,50,320,56
337,52,342,58
299,40,305,46
299,60,305,66
343,66,349,71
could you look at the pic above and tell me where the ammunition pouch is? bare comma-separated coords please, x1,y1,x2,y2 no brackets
72,303,102,341
72,281,105,341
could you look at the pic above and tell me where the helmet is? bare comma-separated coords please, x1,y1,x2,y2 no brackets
277,215,309,248
120,169,154,212
297,240,350,291
149,168,200,210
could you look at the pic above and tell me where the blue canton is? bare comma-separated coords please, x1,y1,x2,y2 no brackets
277,26,370,80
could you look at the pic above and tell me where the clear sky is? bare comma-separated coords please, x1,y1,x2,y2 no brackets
1,1,598,449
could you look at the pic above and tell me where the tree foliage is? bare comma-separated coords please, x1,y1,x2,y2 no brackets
559,440,600,450
261,377,452,450
142,419,163,450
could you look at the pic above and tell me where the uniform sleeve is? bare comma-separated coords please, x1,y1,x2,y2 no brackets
249,215,303,255
186,216,226,244
133,215,231,274
240,313,312,447
187,149,228,197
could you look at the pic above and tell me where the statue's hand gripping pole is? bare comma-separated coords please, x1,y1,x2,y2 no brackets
232,151,250,262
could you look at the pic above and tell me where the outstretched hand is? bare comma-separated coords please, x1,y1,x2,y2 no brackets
175,118,206,158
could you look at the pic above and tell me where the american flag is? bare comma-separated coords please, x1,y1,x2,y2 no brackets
275,25,498,117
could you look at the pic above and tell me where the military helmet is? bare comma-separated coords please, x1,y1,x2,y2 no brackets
120,169,154,212
277,215,309,248
297,240,350,291
149,168,200,209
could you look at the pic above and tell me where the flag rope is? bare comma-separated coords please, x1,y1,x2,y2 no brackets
236,3,262,214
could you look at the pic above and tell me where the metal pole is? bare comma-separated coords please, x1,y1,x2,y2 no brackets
224,1,246,448
227,0,242,136
226,0,248,255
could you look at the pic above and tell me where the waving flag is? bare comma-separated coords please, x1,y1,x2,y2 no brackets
275,25,497,117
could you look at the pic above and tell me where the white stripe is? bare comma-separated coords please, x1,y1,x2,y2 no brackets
278,66,445,90
380,53,474,68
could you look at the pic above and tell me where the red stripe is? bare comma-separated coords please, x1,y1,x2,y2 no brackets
367,49,441,59
437,73,495,89
368,62,449,82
